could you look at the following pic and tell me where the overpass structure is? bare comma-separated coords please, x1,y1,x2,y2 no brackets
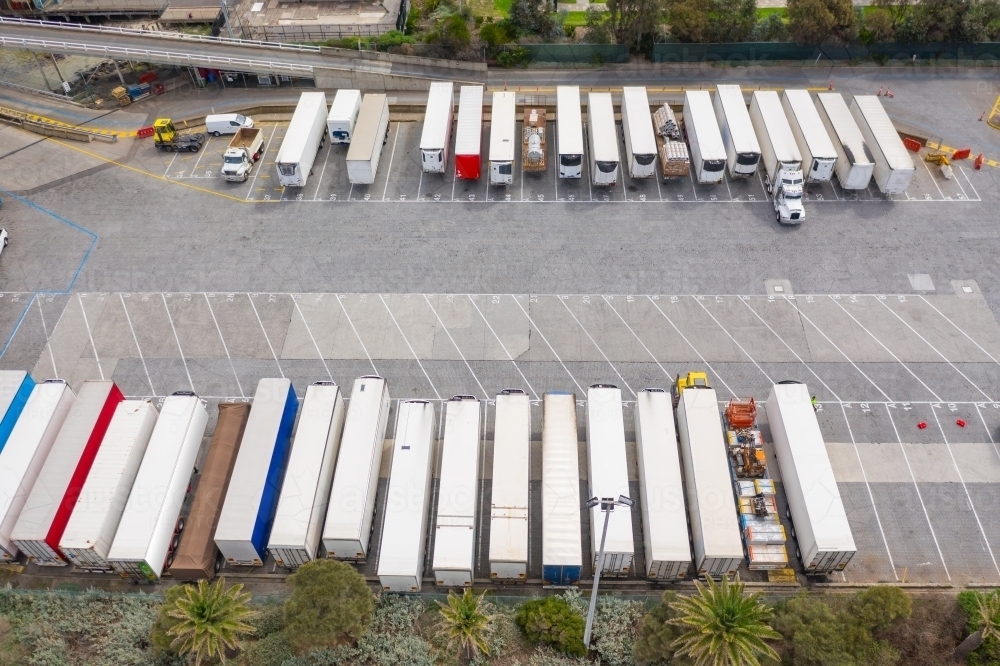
0,17,485,87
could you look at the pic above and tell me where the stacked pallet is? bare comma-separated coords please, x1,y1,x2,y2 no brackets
653,103,689,178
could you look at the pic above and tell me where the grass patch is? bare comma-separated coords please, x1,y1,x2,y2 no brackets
562,10,589,26
494,0,512,15
756,7,785,19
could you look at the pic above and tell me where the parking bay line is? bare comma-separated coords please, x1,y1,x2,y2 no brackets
380,294,441,400
510,295,585,395
78,294,104,381
336,294,377,376
558,296,634,397
918,294,1000,368
120,294,156,397
466,294,538,400
161,293,195,393
293,295,333,382
247,294,284,379
381,123,400,202
691,296,772,384
246,125,278,202
423,294,487,400
37,295,58,380
203,293,244,398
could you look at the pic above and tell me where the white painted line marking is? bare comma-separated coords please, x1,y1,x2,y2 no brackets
653,163,663,201
381,123,400,202
739,297,842,401
163,147,180,178
876,297,992,401
380,294,441,399
510,295,584,394
423,295,487,399
347,183,353,202
312,135,333,201
840,403,898,581
246,125,277,201
190,134,212,174
584,123,593,202
919,155,946,200
828,296,942,401
559,296,634,397
203,293,243,398
645,296,736,398
293,296,333,381
37,295,58,379
687,164,699,201
930,407,1000,578
883,404,951,581
601,295,671,380
247,293,284,378
161,293,195,392
974,403,1000,464
336,294,377,375
782,298,893,402
78,294,104,380
466,295,538,400
416,168,424,202
959,166,981,200
691,296,773,383
451,171,457,202
119,294,155,397
722,169,733,201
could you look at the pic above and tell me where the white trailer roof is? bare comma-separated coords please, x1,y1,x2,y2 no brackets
542,392,581,567
752,91,801,164
108,395,207,569
586,385,633,554
783,90,837,160
268,383,342,549
679,388,743,559
489,91,516,162
60,400,157,554
377,400,435,577
851,95,914,170
0,381,74,553
715,85,760,155
328,89,361,123
816,93,873,166
684,91,726,161
557,86,583,155
324,376,389,542
765,383,856,552
346,94,388,163
217,378,296,543
433,397,480,571
455,85,483,156
276,92,327,166
490,390,530,562
587,93,620,163
621,87,656,156
420,82,454,151
634,389,690,565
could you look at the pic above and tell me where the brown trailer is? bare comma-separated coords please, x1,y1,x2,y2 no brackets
168,402,250,580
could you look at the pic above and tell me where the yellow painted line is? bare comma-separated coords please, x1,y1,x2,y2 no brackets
925,140,995,169
48,138,278,203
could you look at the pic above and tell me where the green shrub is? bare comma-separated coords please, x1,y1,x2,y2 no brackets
958,590,1000,665
590,596,646,666
245,631,295,666
495,46,532,66
851,586,912,633
283,559,374,653
634,591,691,665
515,596,586,657
376,29,416,48
479,20,515,47
440,14,472,48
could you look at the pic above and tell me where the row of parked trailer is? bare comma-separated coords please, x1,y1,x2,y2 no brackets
0,371,854,587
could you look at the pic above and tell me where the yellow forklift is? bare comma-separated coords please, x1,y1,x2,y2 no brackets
152,118,206,153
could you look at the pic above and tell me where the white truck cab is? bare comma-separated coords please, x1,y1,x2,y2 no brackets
771,166,805,224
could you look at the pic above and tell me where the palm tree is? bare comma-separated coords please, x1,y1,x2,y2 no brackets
166,577,256,665
435,588,495,661
954,591,1000,660
669,574,780,666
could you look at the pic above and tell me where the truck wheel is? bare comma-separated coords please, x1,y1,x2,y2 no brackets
163,145,174,152
776,211,781,222
190,145,199,153
212,131,221,137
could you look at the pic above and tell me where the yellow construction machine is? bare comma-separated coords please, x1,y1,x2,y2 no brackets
152,118,206,153
671,371,709,407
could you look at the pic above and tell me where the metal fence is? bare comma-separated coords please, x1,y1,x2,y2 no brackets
520,43,629,63
652,41,1000,62
237,23,388,43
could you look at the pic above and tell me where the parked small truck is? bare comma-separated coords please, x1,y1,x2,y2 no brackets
221,128,264,182
152,118,205,153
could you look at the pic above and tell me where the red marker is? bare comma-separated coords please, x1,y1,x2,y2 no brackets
956,419,966,428
917,421,928,429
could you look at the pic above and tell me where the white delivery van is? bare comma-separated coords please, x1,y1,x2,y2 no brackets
327,89,362,144
206,114,253,137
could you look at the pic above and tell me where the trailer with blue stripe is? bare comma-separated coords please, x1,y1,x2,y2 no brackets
0,372,34,454
215,378,299,566
541,391,582,586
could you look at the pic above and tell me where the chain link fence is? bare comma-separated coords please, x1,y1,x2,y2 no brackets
652,41,1000,62
518,43,630,63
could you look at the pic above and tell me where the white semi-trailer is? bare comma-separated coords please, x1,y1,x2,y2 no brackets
675,386,743,578
489,388,530,581
541,391,582,586
322,376,390,560
346,94,390,185
781,90,837,184
556,85,583,178
815,93,875,190
620,86,657,179
489,91,516,186
749,90,805,224
713,85,760,178
765,382,856,574
275,92,328,187
327,89,362,144
586,385,633,577
634,388,691,580
377,400,435,592
420,82,454,174
682,91,726,184
432,396,481,587
587,92,620,187
850,95,915,195
268,382,345,569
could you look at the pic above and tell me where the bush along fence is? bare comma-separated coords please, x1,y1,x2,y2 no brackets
503,43,631,63
652,41,1000,62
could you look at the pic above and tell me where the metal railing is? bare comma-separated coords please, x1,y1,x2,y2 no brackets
0,15,322,53
0,35,317,74
0,78,86,105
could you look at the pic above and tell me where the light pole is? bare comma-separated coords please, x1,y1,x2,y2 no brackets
583,494,634,649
